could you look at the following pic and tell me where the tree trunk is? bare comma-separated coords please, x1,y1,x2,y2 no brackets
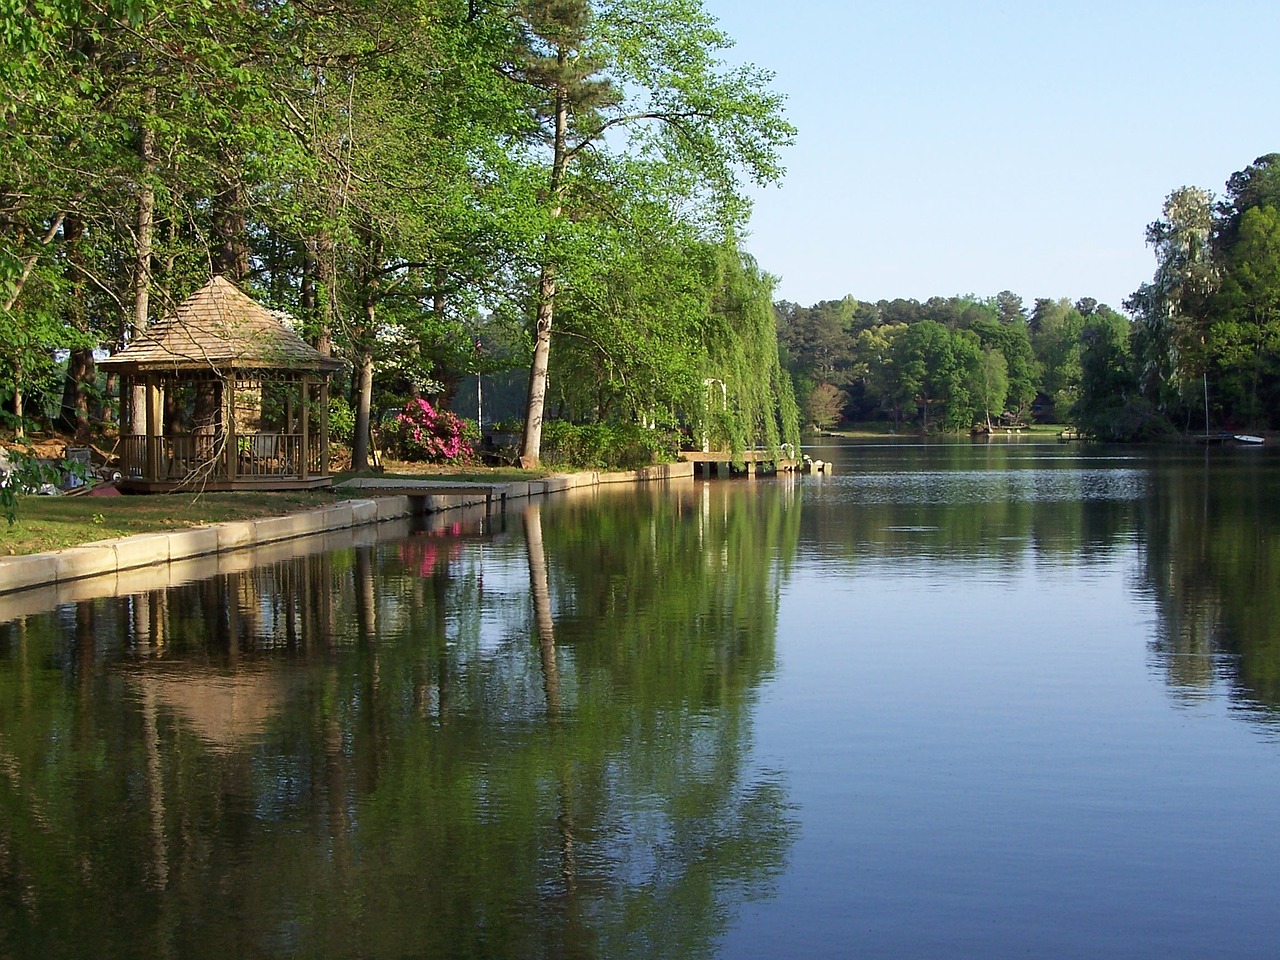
314,230,337,357
1,213,65,315
520,266,556,468
212,145,249,281
520,76,569,470
301,243,318,332
12,367,23,441
351,299,376,471
58,214,94,441
62,348,96,442
131,88,155,436
433,267,462,408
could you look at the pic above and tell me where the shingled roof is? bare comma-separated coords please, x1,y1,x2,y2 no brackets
101,276,342,375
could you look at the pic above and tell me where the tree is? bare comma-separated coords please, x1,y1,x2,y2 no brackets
960,302,1037,421
543,164,712,427
995,290,1026,325
1032,298,1085,416
511,0,794,467
804,383,847,430
701,244,801,455
973,346,1008,432
1126,186,1217,419
1217,153,1280,252
888,320,956,432
776,296,857,384
849,322,906,425
1072,309,1154,440
1211,205,1280,424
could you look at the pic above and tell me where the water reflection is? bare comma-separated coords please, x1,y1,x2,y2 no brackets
1136,449,1280,717
800,443,1145,574
806,441,1280,725
0,481,798,959
6,445,1280,957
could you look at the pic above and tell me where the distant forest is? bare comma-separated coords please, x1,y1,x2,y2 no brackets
777,153,1280,440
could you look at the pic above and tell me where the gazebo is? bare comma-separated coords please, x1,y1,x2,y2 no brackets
101,276,343,492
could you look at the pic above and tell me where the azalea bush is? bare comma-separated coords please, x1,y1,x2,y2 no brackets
388,398,476,464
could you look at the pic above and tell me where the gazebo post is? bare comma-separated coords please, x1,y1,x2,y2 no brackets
225,378,238,482
299,376,311,481
319,379,330,476
145,374,162,480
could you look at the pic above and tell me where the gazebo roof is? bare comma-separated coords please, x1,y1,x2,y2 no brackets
101,276,342,375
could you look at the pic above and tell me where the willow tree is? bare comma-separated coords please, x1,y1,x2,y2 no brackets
701,244,801,455
510,0,794,468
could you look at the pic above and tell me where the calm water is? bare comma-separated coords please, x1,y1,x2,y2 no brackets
2,440,1280,959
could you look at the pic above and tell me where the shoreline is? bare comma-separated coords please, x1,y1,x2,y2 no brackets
0,462,694,603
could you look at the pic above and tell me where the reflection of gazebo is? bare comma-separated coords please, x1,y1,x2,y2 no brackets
101,276,343,492
130,667,288,753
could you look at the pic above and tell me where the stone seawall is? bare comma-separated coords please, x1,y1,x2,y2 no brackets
0,461,695,601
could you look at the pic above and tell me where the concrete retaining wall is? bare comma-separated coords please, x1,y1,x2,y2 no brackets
0,462,696,598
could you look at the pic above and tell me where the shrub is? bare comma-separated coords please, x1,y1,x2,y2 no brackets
388,398,475,464
540,421,678,470
328,394,356,444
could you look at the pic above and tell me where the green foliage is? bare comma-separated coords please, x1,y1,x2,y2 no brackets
540,420,678,469
780,295,1043,430
886,320,960,431
701,243,801,455
973,346,1009,430
327,393,357,445
1070,311,1160,440
1125,157,1280,432
1031,298,1086,415
0,447,89,524
508,0,795,465
803,382,848,430
1210,205,1280,423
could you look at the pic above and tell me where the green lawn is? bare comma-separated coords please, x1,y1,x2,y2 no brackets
2,461,552,557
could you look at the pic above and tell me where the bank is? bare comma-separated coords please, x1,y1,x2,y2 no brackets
0,461,693,600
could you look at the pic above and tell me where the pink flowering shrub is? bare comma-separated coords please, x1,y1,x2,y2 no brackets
391,398,475,464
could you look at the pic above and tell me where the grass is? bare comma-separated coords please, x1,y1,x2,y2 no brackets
1,490,350,557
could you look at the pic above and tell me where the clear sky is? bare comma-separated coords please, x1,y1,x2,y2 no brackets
700,0,1280,312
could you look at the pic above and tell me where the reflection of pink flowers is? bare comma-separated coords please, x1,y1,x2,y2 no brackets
400,531,464,578
395,398,473,464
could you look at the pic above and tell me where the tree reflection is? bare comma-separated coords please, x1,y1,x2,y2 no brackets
801,443,1280,726
0,483,798,959
1138,452,1280,716
799,442,1146,572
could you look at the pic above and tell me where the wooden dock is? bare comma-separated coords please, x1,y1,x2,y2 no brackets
333,478,506,513
678,450,800,478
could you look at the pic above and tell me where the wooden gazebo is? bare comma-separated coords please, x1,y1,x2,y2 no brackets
101,276,343,492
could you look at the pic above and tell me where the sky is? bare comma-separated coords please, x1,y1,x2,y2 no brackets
699,0,1280,313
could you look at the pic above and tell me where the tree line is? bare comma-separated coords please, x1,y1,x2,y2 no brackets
0,0,800,469
778,291,1124,433
780,154,1280,440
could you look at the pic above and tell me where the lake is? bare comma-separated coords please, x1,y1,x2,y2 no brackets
2,439,1279,959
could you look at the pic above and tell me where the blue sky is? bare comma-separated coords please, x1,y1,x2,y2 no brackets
701,0,1280,312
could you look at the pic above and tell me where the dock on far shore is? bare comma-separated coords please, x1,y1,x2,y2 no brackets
677,450,830,477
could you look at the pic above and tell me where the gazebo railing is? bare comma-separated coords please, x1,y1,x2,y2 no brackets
119,432,326,484
237,434,300,478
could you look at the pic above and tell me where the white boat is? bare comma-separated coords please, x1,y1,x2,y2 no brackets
1233,434,1265,444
